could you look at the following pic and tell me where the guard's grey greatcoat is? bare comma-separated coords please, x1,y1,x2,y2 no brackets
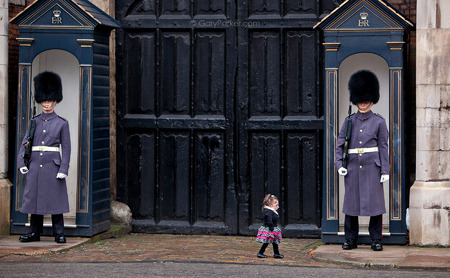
335,110,389,216
18,112,71,215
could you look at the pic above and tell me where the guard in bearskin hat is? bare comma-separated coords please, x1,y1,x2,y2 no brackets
335,70,389,251
17,71,71,244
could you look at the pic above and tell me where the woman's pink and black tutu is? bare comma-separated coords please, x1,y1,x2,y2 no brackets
256,226,282,244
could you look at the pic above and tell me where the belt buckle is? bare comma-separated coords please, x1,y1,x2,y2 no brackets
358,148,364,154
39,146,45,151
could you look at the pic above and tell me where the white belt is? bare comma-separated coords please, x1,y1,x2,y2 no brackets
32,146,60,152
348,147,378,154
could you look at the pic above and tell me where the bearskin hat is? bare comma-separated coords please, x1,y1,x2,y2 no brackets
348,70,380,105
34,71,63,103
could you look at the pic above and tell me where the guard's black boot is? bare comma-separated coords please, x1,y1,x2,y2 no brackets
273,254,284,259
55,235,66,244
19,233,40,242
371,240,383,251
342,239,357,250
257,253,267,258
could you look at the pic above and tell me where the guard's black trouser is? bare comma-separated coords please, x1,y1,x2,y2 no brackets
259,243,281,255
30,214,64,236
344,214,382,241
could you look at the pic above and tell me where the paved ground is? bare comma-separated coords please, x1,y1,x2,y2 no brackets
313,244,450,269
0,228,449,270
0,233,328,267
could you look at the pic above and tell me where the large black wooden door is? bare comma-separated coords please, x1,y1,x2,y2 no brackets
115,0,238,234
116,0,342,237
235,1,331,237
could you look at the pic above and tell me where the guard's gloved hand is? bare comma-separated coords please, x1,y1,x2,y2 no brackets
380,174,389,183
338,167,348,176
56,173,67,179
19,167,29,174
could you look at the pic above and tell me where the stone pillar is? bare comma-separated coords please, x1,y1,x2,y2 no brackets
0,0,12,235
0,179,12,235
410,0,450,246
0,0,8,178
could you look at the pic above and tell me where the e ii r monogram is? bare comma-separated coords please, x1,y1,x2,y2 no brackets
358,12,369,27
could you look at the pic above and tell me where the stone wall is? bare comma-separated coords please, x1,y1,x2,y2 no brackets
410,0,450,246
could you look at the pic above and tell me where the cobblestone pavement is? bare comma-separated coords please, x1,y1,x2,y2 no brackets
0,234,333,267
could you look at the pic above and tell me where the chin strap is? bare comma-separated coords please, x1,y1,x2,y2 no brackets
41,101,56,109
357,102,373,112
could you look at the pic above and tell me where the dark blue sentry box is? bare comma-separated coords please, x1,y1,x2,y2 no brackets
315,0,413,245
10,0,119,236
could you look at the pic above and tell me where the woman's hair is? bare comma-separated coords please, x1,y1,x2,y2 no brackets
262,194,278,211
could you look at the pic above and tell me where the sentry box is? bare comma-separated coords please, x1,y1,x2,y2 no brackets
315,0,413,245
10,0,119,236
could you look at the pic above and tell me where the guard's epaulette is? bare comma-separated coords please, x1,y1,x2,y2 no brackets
57,115,68,122
374,113,385,119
